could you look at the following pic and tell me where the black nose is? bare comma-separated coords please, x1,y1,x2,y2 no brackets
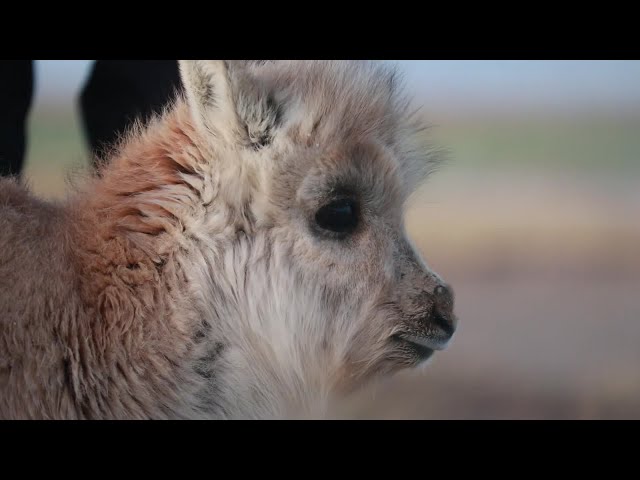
432,284,456,336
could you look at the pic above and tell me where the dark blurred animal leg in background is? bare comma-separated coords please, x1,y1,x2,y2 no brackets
0,61,34,178
79,60,182,167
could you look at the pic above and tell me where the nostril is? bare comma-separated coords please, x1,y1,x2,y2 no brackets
432,310,456,337
432,284,456,336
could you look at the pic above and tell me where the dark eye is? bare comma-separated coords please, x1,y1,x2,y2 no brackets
315,199,359,235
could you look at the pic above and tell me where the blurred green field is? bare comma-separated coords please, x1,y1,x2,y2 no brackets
22,105,640,197
19,104,640,419
431,114,640,172
21,107,89,198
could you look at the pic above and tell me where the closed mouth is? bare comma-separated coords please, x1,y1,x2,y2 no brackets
392,334,435,361
395,333,451,351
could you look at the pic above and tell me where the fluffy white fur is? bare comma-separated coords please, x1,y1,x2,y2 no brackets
0,60,456,419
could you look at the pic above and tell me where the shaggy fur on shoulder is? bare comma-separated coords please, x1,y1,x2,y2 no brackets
0,60,456,419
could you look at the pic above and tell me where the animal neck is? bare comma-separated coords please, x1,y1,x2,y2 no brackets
81,100,204,230
54,100,214,418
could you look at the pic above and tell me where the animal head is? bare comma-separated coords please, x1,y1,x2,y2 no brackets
174,60,456,417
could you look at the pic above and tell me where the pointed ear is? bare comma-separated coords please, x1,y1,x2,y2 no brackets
179,60,283,150
178,60,245,145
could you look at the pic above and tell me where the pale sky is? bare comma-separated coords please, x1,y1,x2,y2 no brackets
32,60,640,117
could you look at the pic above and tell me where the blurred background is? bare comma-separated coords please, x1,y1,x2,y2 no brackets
21,60,640,419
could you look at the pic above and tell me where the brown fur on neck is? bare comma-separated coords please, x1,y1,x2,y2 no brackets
78,100,201,236
0,99,208,419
